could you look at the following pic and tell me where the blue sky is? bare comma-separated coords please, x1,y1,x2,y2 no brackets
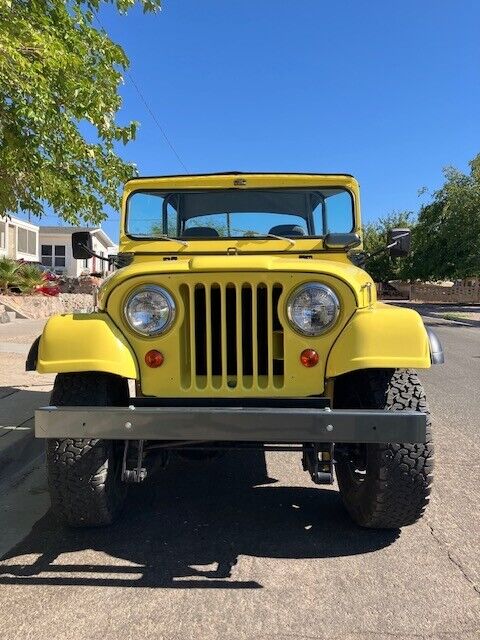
27,0,480,243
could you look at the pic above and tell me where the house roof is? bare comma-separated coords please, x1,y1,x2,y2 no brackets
0,215,39,232
39,226,116,249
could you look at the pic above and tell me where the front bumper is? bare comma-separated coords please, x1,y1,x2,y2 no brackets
35,403,427,443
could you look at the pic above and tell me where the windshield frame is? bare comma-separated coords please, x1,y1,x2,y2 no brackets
124,187,355,242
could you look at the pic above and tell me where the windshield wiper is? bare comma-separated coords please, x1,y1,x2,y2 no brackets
242,231,296,247
155,234,189,247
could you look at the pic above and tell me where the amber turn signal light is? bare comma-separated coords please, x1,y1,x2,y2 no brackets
300,348,319,367
145,350,164,368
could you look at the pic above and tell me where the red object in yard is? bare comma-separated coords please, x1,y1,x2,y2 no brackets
37,285,60,296
43,272,59,282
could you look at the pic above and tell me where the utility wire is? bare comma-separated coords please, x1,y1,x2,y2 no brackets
124,70,189,173
94,14,189,173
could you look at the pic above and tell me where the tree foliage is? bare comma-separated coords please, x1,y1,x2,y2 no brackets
411,155,480,280
0,0,161,224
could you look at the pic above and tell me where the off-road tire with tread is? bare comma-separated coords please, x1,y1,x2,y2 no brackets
47,372,129,527
334,368,434,529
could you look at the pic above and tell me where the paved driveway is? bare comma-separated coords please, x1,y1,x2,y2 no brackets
0,317,479,640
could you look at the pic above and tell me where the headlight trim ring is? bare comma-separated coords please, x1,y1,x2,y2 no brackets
123,284,176,337
286,282,340,336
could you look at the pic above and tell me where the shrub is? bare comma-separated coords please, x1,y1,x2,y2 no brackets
0,257,21,292
15,263,45,294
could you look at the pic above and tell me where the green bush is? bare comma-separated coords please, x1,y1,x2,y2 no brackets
15,263,45,294
0,257,21,292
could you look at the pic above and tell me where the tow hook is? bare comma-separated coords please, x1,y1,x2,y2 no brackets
302,443,334,484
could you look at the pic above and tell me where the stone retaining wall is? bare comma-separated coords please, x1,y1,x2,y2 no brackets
0,293,94,319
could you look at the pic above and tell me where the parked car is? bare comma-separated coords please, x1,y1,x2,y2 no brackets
28,172,443,529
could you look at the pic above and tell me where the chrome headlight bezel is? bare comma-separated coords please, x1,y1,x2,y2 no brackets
286,283,340,336
123,285,176,337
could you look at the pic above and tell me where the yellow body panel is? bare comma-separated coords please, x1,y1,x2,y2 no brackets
105,271,358,397
37,313,139,378
97,255,375,310
326,302,431,378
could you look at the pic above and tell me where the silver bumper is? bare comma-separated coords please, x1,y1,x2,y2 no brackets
35,406,427,443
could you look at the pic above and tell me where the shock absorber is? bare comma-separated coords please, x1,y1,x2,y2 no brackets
302,443,334,484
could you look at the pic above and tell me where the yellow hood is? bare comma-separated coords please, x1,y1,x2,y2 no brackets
97,254,374,310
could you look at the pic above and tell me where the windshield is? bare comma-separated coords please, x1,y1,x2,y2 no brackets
126,188,354,239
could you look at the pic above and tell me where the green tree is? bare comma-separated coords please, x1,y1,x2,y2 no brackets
0,0,161,225
411,154,480,280
362,211,415,282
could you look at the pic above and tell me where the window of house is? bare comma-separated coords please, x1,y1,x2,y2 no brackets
17,228,37,255
41,244,66,270
0,221,5,249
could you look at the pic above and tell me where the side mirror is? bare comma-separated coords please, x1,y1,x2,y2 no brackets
72,231,93,260
388,228,411,258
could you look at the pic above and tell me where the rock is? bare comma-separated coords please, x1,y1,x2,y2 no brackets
0,293,94,319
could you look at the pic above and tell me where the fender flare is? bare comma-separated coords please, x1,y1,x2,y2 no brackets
26,313,139,379
326,303,434,378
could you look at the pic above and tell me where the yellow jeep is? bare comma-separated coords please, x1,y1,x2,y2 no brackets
29,172,443,529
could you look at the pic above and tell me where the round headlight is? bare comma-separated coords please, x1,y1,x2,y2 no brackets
287,283,340,336
124,285,175,336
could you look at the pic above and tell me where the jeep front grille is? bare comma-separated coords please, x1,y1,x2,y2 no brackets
180,282,284,391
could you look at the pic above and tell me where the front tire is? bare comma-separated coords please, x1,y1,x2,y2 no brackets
47,373,129,527
334,369,434,529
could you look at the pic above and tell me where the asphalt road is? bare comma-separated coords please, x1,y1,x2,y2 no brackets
0,316,479,640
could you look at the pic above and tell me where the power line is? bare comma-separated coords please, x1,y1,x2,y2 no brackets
94,14,189,173
124,71,189,173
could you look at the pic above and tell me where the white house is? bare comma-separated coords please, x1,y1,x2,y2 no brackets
0,216,40,262
38,227,117,277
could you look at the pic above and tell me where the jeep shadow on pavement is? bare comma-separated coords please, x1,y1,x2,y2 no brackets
0,451,399,589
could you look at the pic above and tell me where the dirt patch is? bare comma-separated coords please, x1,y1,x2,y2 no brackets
0,293,93,319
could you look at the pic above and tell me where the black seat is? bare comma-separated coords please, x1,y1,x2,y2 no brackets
182,226,219,238
268,224,306,237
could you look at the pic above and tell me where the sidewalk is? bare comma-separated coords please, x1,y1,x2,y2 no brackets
0,319,53,491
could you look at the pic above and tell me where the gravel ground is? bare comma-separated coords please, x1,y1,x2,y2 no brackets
0,352,55,388
0,319,54,387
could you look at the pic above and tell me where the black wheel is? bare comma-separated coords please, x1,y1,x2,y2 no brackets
334,368,434,529
47,372,129,527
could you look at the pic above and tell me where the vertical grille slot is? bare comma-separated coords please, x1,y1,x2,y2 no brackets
256,284,269,382
225,285,237,376
187,279,284,390
193,285,207,378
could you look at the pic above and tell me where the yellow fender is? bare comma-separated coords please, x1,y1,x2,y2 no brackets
326,302,431,378
36,313,139,379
